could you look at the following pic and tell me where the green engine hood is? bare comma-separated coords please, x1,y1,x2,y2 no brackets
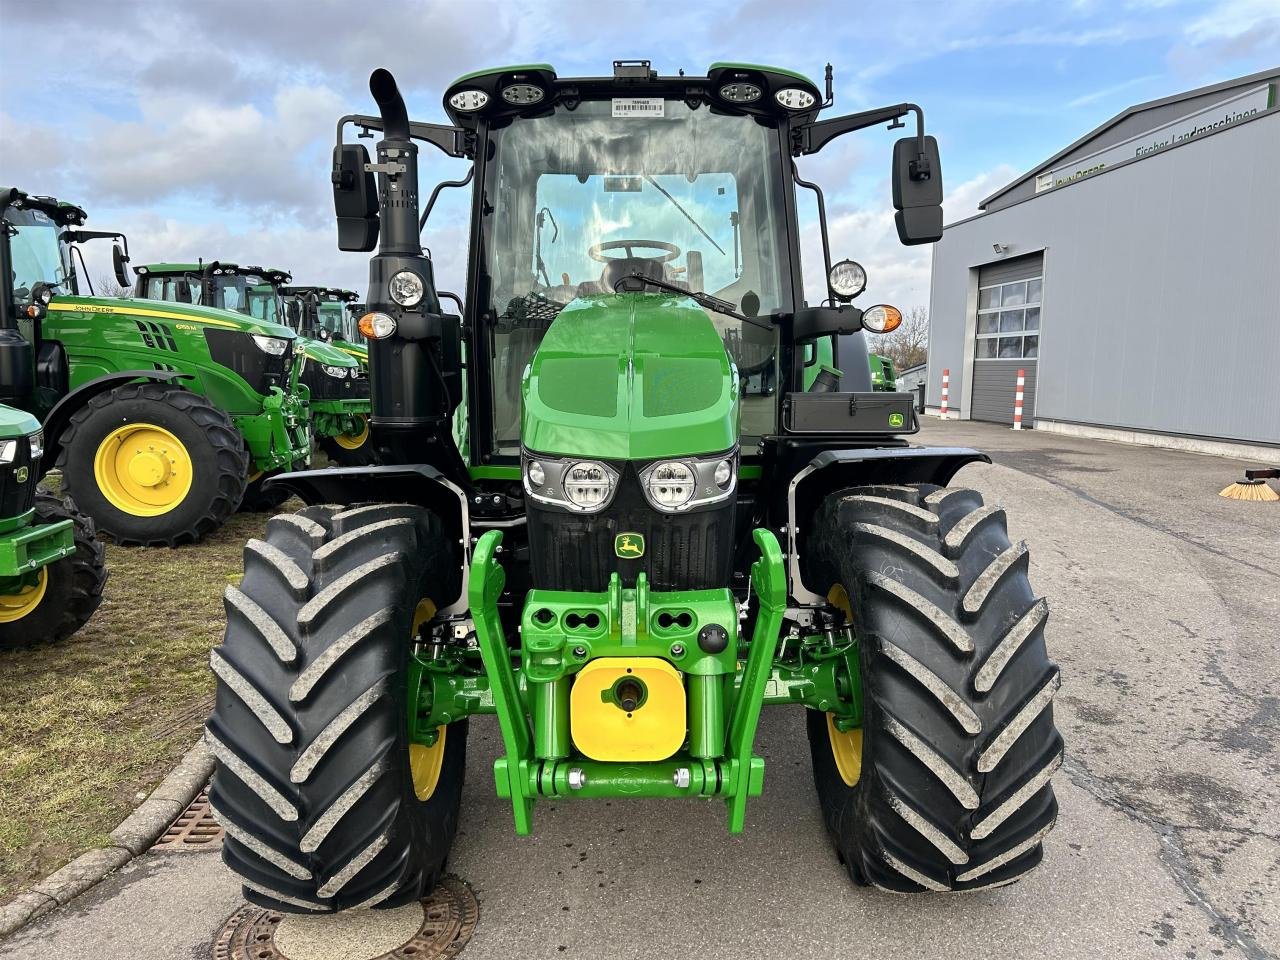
0,404,40,440
522,294,738,460
48,295,299,341
297,336,359,368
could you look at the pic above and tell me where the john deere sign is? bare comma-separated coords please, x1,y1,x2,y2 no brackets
1035,82,1275,194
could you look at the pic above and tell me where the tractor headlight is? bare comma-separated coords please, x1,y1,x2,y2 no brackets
639,451,738,513
522,454,619,513
251,334,289,356
563,462,615,511
828,259,867,301
449,89,490,112
389,271,424,307
28,431,43,461
775,87,817,110
320,364,349,379
359,312,397,339
644,461,695,510
862,304,903,334
0,440,17,465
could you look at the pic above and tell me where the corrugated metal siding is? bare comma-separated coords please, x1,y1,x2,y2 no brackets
929,111,1280,444
978,254,1043,286
972,361,1037,424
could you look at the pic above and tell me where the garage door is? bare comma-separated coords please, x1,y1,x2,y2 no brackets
972,253,1042,425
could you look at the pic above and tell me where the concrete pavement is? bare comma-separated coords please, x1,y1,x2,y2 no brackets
2,419,1276,960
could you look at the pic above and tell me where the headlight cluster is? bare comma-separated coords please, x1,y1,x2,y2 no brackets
321,364,353,379
522,451,737,514
639,454,736,512
251,334,289,356
523,458,620,513
0,431,41,464
0,440,17,465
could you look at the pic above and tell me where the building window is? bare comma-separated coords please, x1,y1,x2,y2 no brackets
976,277,1041,359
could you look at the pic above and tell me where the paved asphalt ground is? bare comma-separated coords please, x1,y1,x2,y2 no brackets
3,419,1277,960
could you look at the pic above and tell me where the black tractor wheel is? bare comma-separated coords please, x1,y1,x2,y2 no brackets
206,503,467,913
803,483,1062,892
0,493,107,649
318,417,376,467
57,383,249,547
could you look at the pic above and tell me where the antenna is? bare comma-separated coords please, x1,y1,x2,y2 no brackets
823,63,834,108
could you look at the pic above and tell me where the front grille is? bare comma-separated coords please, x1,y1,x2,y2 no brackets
204,330,289,395
527,469,735,592
0,437,39,519
301,365,371,401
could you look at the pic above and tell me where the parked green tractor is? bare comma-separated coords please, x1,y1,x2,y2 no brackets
0,189,311,545
133,264,373,467
870,353,898,390
0,404,105,648
207,61,1061,912
279,286,375,464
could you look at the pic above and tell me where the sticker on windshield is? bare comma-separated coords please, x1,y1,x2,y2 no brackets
612,97,664,118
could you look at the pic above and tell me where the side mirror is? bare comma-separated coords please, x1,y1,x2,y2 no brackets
891,135,943,245
176,280,192,302
285,300,301,327
112,243,131,288
332,143,379,252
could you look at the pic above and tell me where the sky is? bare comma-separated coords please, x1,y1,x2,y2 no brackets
1,0,1277,313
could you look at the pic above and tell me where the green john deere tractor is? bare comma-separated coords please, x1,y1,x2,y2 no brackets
132,264,372,468
0,404,105,648
870,353,898,390
278,285,376,465
0,189,312,545
207,61,1062,912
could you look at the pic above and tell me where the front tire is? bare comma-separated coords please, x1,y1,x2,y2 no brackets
206,503,466,913
0,493,107,649
57,383,248,547
804,483,1062,892
318,417,375,467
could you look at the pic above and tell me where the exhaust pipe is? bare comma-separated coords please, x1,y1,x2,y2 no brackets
368,69,422,259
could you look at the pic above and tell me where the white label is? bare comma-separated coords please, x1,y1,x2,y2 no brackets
612,97,664,118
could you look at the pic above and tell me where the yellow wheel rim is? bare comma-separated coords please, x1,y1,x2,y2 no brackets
409,598,445,801
333,417,370,451
0,568,48,623
826,583,863,786
93,423,193,516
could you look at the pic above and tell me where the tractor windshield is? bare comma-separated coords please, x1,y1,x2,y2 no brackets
480,98,790,451
5,208,72,297
210,275,250,313
317,302,354,341
246,284,282,324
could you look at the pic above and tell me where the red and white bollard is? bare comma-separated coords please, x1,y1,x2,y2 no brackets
940,368,951,419
1013,368,1025,430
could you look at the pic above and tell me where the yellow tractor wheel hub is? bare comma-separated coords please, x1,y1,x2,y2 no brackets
334,417,370,451
827,713,864,787
408,598,445,801
0,568,49,623
570,657,685,762
94,423,193,516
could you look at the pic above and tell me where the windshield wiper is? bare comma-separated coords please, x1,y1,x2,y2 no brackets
643,177,726,257
612,273,772,331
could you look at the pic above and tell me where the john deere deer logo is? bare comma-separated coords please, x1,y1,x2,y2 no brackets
615,533,645,558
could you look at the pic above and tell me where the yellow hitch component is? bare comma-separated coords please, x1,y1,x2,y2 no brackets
570,657,685,762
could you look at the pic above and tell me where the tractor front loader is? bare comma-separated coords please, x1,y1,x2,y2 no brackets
133,263,373,474
207,61,1063,914
0,190,312,545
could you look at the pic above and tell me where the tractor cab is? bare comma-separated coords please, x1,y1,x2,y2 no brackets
279,286,366,361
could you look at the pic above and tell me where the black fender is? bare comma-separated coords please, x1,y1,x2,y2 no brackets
784,445,991,604
40,369,193,478
266,464,473,616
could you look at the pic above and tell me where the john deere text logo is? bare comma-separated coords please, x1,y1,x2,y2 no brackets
615,533,645,559
888,412,905,428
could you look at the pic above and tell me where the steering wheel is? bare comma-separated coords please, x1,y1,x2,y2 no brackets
588,239,681,264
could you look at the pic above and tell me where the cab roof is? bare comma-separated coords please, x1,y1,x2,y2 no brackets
135,262,292,284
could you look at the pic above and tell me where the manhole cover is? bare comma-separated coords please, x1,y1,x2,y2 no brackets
211,876,478,960
154,789,223,849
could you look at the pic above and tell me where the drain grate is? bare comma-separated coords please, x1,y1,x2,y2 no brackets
153,789,224,850
211,876,479,960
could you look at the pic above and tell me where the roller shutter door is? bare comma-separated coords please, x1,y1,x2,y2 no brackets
972,253,1043,425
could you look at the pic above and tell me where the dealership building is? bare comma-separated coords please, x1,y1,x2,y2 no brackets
925,67,1279,455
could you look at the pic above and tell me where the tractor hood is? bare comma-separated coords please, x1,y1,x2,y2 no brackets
48,295,299,341
297,336,359,368
522,293,738,460
0,404,40,439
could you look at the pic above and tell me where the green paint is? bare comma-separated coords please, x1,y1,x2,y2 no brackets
522,294,738,459
469,465,521,481
869,353,898,391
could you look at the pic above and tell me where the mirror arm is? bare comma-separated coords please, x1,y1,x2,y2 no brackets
421,168,475,231
336,114,469,159
791,163,832,288
795,101,928,161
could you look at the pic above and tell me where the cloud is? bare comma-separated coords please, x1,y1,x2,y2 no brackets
1066,73,1163,108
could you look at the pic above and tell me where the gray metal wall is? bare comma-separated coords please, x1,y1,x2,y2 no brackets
927,111,1280,445
972,361,1038,424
